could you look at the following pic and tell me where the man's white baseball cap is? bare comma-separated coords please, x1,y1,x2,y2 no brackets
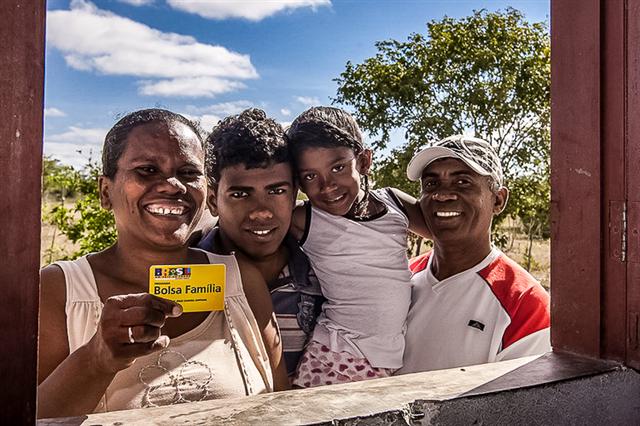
406,135,504,186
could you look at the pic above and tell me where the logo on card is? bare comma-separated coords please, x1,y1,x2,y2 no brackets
149,264,226,313
154,267,192,279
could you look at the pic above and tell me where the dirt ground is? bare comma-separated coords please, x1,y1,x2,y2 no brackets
503,236,550,289
40,200,78,265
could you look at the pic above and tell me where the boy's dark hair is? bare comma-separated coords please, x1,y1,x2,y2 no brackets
205,108,290,184
285,106,365,160
102,108,204,179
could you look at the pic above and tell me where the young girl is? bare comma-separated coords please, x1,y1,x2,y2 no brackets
286,106,429,387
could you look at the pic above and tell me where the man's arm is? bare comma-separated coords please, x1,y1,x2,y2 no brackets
388,188,432,239
495,328,551,362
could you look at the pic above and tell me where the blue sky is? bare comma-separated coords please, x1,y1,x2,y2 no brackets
44,0,549,168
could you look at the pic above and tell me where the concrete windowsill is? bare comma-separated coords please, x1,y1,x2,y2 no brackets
38,351,626,425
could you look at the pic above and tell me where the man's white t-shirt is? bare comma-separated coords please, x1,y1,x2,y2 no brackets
398,248,551,374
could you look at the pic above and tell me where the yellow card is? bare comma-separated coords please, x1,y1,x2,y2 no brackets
149,264,226,312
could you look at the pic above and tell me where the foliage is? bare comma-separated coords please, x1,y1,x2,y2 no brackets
44,160,116,260
507,172,550,270
508,173,550,238
42,156,82,200
334,7,551,237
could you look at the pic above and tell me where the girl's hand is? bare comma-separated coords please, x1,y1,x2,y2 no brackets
87,293,183,374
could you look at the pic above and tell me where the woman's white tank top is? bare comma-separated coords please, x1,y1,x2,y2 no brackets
53,250,272,412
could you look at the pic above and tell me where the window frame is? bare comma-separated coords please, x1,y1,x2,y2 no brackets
3,0,640,422
551,0,640,368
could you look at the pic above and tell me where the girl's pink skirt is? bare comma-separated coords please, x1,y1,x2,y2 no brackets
292,340,393,388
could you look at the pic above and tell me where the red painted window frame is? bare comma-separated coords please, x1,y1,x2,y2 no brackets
551,0,640,368
1,0,45,423
3,0,640,423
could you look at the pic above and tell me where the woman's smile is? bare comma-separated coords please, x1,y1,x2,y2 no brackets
143,200,191,218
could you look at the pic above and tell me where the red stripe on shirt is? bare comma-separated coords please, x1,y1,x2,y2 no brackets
478,254,550,351
409,252,432,273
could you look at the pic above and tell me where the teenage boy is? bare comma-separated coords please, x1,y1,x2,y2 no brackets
198,109,324,379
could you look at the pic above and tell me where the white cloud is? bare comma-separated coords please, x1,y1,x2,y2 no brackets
44,107,67,117
47,1,257,98
47,126,107,145
184,114,223,133
44,142,100,169
167,0,331,22
138,77,246,98
117,0,154,5
280,108,291,116
188,100,255,116
44,126,108,168
295,96,320,106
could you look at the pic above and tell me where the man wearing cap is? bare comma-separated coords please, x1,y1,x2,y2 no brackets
397,135,550,374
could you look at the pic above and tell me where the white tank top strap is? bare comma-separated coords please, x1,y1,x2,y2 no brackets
198,250,244,298
377,187,409,221
198,249,274,393
54,255,101,304
53,255,103,354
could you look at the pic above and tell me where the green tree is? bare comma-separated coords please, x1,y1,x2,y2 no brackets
42,156,82,201
46,160,116,260
508,173,550,270
42,157,84,262
334,8,550,252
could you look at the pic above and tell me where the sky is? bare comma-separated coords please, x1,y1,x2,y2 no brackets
44,0,549,168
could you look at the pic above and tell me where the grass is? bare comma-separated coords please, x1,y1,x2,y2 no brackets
499,217,550,289
504,235,550,289
40,199,79,266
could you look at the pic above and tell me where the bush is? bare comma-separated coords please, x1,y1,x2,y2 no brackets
44,160,116,260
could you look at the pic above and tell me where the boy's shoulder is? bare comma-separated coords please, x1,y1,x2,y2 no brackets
195,227,218,252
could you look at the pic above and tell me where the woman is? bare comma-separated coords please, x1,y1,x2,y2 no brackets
38,109,287,418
